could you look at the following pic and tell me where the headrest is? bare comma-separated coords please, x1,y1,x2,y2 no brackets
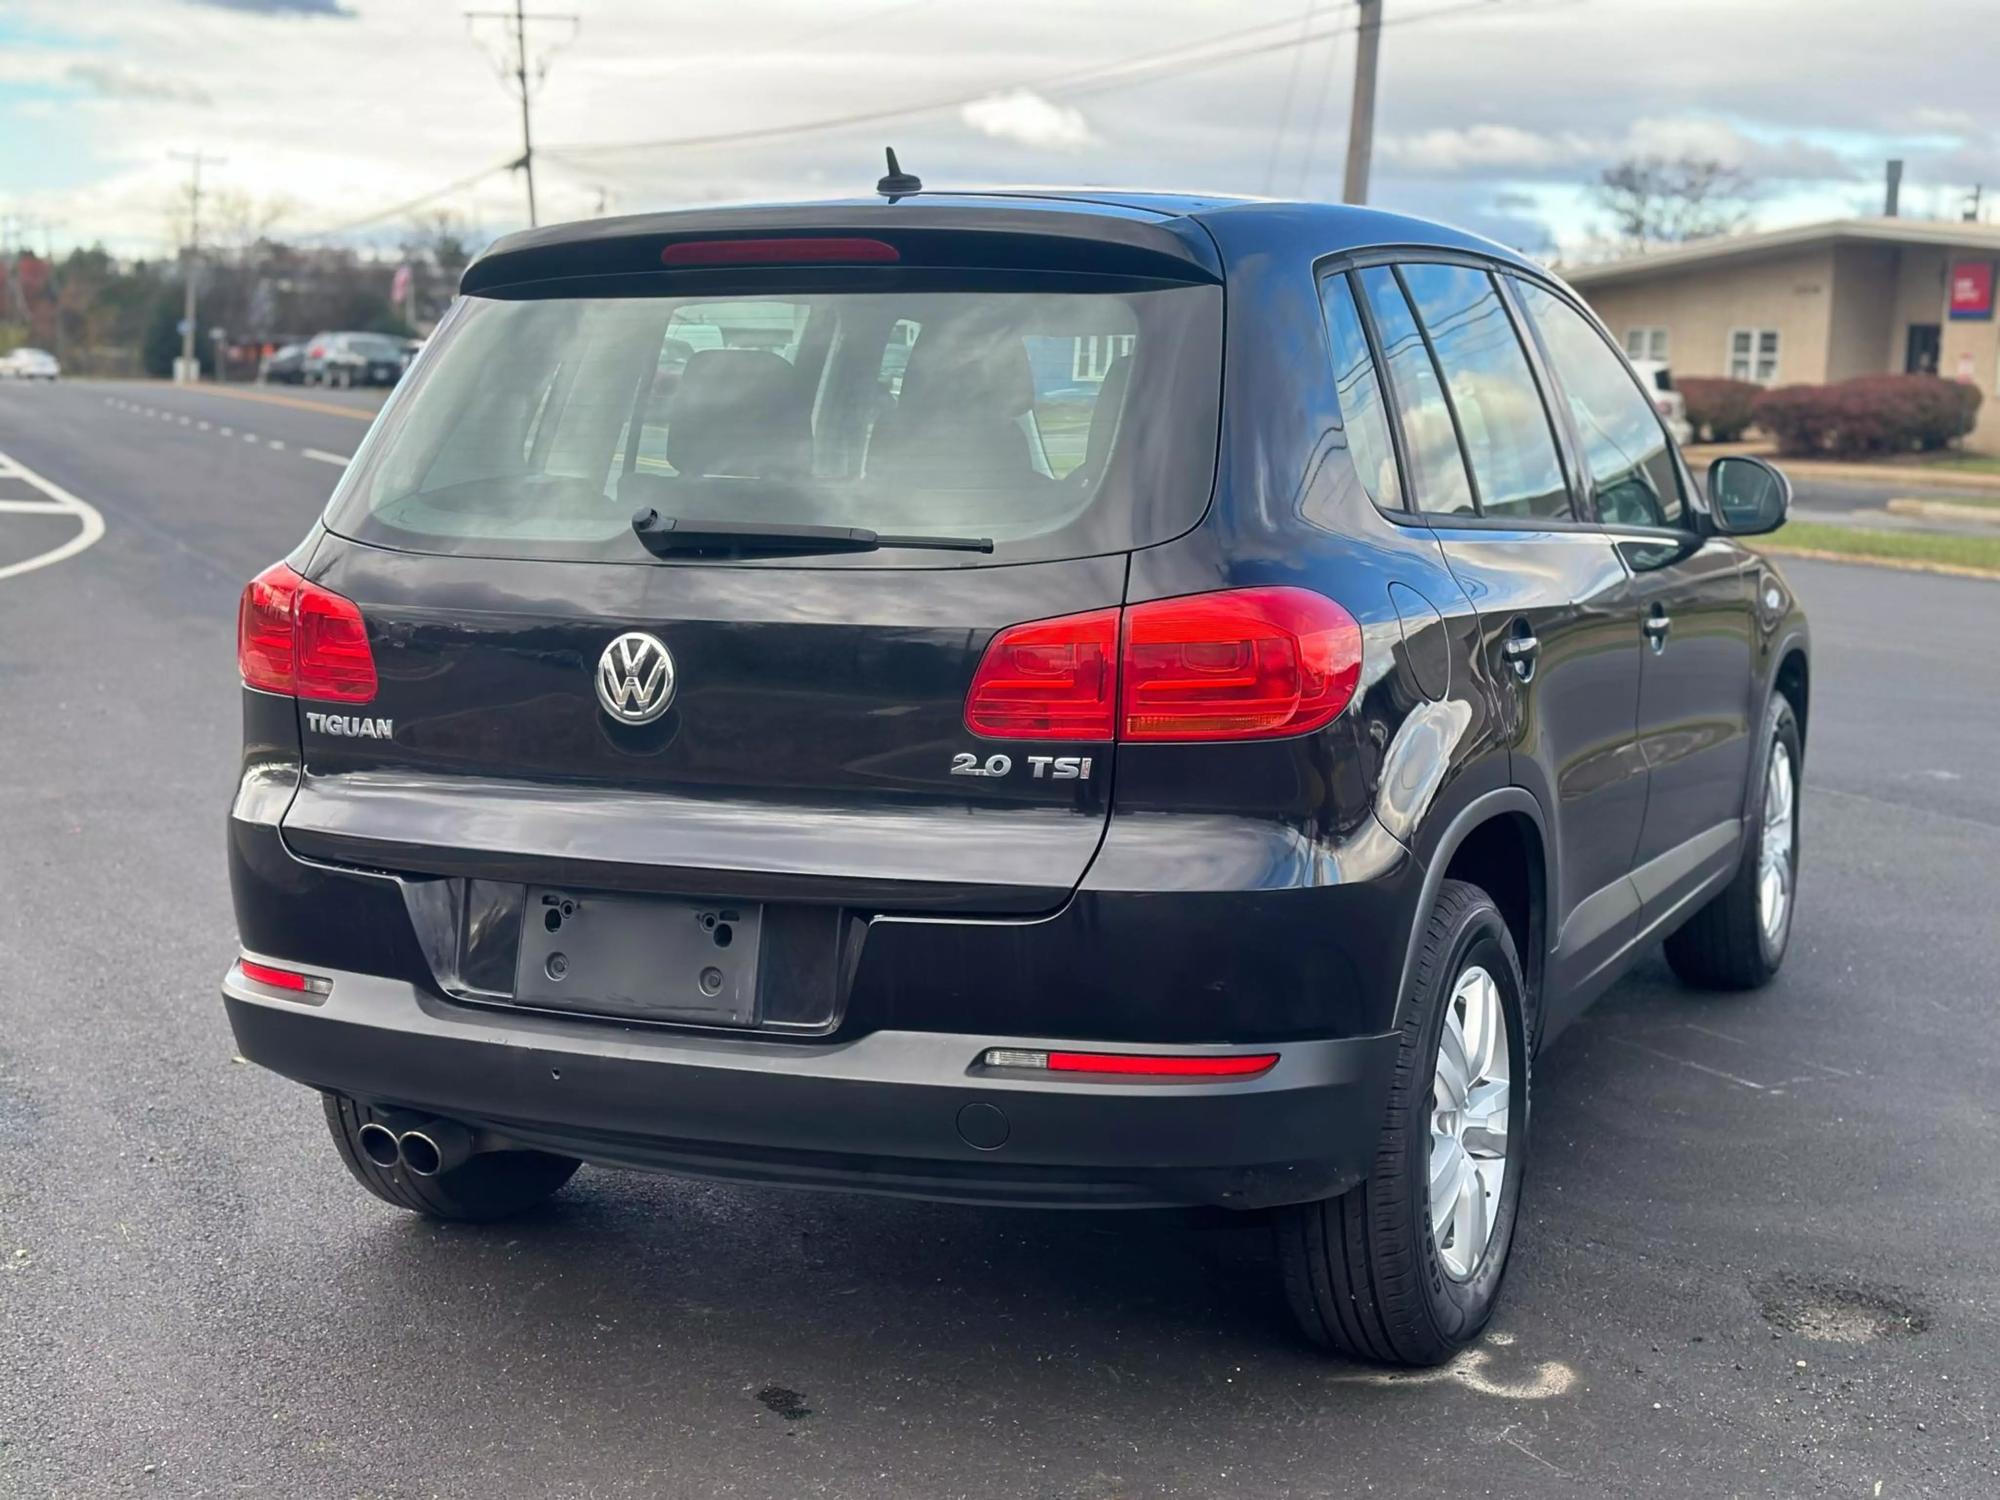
666,347,809,478
1082,353,1133,476
896,324,1034,418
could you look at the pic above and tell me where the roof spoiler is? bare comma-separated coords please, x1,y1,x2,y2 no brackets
461,202,1223,296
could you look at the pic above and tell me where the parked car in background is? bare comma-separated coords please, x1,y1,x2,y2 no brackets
0,347,61,380
261,343,308,384
1630,359,1693,445
223,193,1808,1366
302,331,409,388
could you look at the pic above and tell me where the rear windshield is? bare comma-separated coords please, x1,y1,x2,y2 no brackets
324,282,1221,566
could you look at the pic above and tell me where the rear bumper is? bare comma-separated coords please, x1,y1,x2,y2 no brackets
223,964,1399,1211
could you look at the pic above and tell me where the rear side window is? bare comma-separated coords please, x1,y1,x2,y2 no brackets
329,283,1221,566
1514,281,1685,529
1357,267,1474,516
1398,264,1569,522
1320,275,1403,510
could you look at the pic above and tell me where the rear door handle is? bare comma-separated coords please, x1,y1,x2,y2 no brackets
1642,610,1672,651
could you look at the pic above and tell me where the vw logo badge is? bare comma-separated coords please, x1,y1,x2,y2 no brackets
596,631,676,724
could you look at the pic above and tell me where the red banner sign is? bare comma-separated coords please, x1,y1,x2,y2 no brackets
1949,260,1995,320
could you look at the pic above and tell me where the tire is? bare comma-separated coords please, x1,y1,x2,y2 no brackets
1277,879,1530,1365
322,1092,580,1222
1664,693,1801,991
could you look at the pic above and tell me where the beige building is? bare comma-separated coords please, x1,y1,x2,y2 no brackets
1564,218,2000,449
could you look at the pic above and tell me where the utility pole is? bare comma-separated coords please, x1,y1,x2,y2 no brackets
169,149,224,383
0,213,22,324
1341,0,1384,205
37,219,62,367
465,0,579,228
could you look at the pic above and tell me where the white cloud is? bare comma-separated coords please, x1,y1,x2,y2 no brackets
1382,115,1857,187
64,61,213,106
1382,124,1598,175
960,90,1095,152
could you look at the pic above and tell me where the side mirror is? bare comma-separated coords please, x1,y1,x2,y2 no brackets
1707,454,1790,536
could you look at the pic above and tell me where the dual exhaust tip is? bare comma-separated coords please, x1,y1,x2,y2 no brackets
356,1117,474,1178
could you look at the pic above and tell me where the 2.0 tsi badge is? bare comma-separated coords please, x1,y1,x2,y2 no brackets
596,631,676,724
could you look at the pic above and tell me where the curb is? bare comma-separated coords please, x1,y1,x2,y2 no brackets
1756,543,2000,582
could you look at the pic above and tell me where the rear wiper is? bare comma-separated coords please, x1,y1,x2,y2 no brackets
631,508,993,558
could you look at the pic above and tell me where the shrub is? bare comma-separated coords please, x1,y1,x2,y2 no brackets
1677,376,1761,442
1751,374,1983,458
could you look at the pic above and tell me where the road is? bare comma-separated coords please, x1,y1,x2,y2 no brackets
2,378,1996,1498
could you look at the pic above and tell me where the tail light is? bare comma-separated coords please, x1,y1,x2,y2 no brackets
660,237,900,267
237,562,377,703
1123,587,1361,741
964,587,1361,743
965,607,1118,740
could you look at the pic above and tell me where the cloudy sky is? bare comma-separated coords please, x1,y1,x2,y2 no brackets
1,0,1995,262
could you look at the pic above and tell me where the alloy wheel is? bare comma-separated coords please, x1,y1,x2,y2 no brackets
1428,963,1511,1281
1758,739,1796,944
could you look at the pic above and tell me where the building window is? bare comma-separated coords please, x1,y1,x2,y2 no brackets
1624,326,1668,362
1729,328,1780,384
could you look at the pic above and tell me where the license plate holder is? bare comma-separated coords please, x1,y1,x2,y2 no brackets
512,888,762,1026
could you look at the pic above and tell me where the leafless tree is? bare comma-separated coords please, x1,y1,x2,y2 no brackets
1592,155,1755,249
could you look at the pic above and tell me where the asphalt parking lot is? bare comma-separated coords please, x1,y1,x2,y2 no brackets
1,378,1996,1498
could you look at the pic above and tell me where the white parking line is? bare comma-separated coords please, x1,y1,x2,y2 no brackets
242,432,258,443
197,420,211,431
0,498,74,513
266,439,285,450
302,449,351,467
0,447,106,582
219,426,233,436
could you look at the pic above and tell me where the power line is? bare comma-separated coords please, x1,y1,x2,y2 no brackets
543,0,1523,168
465,0,580,227
296,160,517,240
1262,1,1324,195
1293,13,1348,196
540,6,1374,163
737,0,940,62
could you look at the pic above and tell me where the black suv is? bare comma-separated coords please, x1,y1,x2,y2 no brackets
223,191,1809,1365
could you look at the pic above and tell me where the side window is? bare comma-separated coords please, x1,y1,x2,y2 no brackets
1320,274,1403,510
1399,264,1570,521
1514,281,1686,529
1358,266,1474,516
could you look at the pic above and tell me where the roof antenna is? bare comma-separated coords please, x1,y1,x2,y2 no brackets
877,147,922,200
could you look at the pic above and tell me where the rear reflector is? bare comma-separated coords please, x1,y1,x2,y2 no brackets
237,562,378,703
964,607,1119,740
982,1047,1279,1078
237,958,332,996
660,237,900,268
963,587,1361,744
